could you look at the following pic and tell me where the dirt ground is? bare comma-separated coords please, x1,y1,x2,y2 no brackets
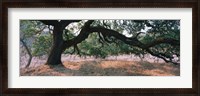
20,60,180,76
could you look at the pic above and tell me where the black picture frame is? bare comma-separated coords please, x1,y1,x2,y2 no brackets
1,0,199,96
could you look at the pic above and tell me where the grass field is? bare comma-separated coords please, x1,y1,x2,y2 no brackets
20,60,180,76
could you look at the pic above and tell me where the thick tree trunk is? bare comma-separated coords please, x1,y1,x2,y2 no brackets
38,20,82,66
46,25,64,65
46,43,63,65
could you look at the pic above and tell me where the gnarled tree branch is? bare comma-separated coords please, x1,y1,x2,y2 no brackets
146,49,179,65
61,21,179,65
62,20,94,49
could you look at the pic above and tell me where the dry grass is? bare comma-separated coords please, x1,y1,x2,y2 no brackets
20,60,180,76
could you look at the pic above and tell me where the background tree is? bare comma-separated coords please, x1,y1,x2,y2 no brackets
20,20,50,67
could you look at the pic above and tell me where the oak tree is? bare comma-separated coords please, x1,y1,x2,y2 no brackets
21,20,180,66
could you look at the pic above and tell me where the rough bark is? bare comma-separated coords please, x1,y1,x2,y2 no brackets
46,43,63,65
46,24,64,65
39,20,81,65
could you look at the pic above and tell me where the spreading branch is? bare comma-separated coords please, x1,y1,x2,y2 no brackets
61,21,179,65
62,20,94,49
146,49,179,65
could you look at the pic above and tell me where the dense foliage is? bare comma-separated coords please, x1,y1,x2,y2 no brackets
20,20,180,66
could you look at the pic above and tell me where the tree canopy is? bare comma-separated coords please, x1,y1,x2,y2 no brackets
20,20,180,66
